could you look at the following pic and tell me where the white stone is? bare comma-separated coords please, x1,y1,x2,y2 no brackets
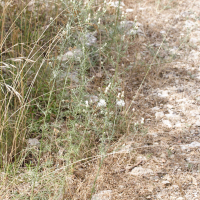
126,9,134,13
160,30,166,35
81,32,97,46
162,180,171,186
158,90,169,98
175,122,182,127
176,198,184,200
162,120,172,128
91,190,112,200
195,121,200,126
28,138,40,146
119,21,136,31
155,111,164,120
181,141,200,150
130,167,153,176
59,49,83,62
165,112,180,120
152,106,160,111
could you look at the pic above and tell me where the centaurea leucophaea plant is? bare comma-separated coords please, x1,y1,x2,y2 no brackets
116,91,125,107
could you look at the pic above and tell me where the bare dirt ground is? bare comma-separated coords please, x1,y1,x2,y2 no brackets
63,1,200,199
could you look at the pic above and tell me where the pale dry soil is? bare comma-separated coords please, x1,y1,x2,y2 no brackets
70,1,200,199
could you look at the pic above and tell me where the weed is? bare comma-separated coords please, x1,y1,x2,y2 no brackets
0,0,135,198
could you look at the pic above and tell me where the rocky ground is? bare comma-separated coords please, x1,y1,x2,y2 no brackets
65,0,200,199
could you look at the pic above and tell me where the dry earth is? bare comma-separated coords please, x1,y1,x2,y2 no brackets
64,0,200,199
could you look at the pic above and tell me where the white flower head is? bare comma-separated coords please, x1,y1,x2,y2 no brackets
105,83,111,94
116,99,125,107
141,117,144,124
121,91,124,98
98,18,101,24
97,99,106,107
86,13,91,22
117,93,121,99
85,100,89,107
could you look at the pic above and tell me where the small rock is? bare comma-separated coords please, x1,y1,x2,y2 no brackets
175,122,182,127
184,20,196,29
80,32,97,46
155,111,164,120
136,155,147,162
165,111,180,120
177,197,184,200
160,30,166,35
189,31,200,45
126,8,134,13
59,51,73,62
162,180,171,187
177,87,184,93
127,28,144,36
195,121,200,126
118,144,133,153
171,185,179,190
181,141,200,150
158,90,169,98
58,49,82,62
130,167,153,176
28,138,40,147
69,72,79,83
91,190,112,200
119,20,135,30
162,120,172,128
165,104,173,109
152,106,160,111
148,132,158,137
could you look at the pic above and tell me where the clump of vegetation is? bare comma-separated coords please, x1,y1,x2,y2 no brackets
0,0,141,198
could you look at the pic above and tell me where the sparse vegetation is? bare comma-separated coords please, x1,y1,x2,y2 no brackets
1,0,199,199
0,0,142,198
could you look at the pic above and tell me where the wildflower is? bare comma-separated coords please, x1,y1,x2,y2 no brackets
98,18,101,25
134,15,137,22
85,100,89,107
141,118,144,124
121,91,124,98
86,13,91,22
50,17,53,21
116,99,125,107
97,99,106,107
62,30,67,36
134,122,139,126
105,83,111,94
117,91,124,99
117,93,121,99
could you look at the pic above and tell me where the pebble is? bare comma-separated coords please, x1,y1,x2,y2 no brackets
91,190,112,200
162,180,171,187
130,167,153,176
158,90,169,98
28,138,40,147
162,120,172,128
80,32,97,46
181,141,200,150
155,111,164,120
